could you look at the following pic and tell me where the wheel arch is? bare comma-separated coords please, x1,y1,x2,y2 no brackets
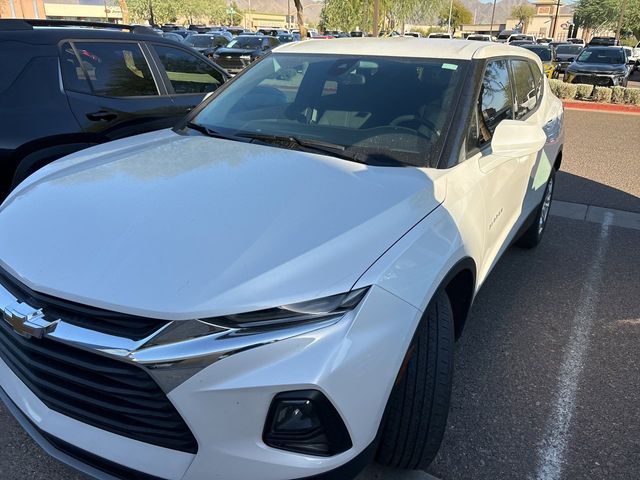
439,257,476,340
553,148,563,171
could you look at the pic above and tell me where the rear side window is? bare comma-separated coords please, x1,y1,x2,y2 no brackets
511,59,538,119
470,59,514,149
153,45,224,94
70,42,158,97
60,42,92,94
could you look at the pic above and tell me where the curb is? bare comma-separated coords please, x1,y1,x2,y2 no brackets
562,100,640,115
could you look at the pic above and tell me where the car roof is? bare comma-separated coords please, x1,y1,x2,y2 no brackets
0,25,165,44
274,38,542,62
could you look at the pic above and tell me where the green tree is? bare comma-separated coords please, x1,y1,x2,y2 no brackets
574,0,640,41
511,3,536,30
438,0,472,35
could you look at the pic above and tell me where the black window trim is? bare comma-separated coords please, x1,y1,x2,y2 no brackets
58,38,168,98
509,57,543,122
146,42,229,97
463,56,516,160
463,55,544,161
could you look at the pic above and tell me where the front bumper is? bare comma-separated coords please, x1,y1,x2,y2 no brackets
0,283,420,480
564,71,627,86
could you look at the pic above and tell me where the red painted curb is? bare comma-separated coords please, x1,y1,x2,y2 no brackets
562,100,640,114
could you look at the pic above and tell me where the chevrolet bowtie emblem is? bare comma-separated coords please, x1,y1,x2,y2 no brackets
2,302,57,339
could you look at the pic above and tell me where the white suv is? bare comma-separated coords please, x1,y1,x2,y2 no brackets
0,38,563,480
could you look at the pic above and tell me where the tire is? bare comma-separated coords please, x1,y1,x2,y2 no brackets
516,169,555,249
376,289,454,470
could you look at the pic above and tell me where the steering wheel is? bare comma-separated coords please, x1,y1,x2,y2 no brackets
390,115,438,139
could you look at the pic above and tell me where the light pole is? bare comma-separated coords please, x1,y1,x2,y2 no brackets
551,0,561,39
489,0,497,37
447,0,454,35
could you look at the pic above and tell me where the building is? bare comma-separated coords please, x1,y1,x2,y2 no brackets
459,23,507,37
242,11,291,30
1,0,46,19
44,0,123,23
1,0,123,23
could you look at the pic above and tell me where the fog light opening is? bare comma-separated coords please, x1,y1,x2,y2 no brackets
263,390,352,456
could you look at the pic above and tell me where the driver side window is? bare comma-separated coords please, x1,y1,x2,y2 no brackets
467,59,514,152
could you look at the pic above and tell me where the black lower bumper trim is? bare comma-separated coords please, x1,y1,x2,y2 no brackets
0,385,166,480
289,440,376,480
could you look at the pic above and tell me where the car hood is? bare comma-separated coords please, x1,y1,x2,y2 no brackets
0,130,445,320
215,48,258,56
568,62,626,73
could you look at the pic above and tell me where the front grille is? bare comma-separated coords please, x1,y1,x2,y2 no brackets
0,319,198,453
573,74,613,86
216,56,247,73
0,269,169,340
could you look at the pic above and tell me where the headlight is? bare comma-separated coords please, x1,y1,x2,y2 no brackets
204,287,370,330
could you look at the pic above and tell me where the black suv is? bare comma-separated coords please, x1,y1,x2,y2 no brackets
0,19,229,200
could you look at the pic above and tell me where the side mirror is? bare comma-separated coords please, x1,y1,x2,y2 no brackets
567,57,575,62
262,44,270,51
491,120,546,158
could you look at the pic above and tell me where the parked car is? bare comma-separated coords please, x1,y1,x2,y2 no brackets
564,46,630,86
510,40,536,47
162,32,184,43
588,36,617,46
277,33,295,43
187,24,210,34
404,31,422,38
567,38,586,47
226,26,251,36
0,37,563,480
212,34,280,74
467,34,493,41
520,44,557,78
0,19,228,201
508,34,536,43
350,30,366,37
428,32,452,39
496,29,519,42
622,45,639,71
183,33,230,58
554,43,584,76
537,37,553,45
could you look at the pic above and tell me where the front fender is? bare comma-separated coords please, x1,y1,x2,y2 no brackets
353,204,475,314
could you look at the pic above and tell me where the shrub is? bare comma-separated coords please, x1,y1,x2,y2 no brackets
557,82,578,99
575,84,594,100
611,86,625,104
623,87,640,106
548,78,563,97
593,86,613,103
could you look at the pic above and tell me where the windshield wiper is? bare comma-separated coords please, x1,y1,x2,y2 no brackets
184,122,251,143
235,132,370,163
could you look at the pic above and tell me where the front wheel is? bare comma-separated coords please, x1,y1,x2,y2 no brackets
376,289,454,470
516,170,555,249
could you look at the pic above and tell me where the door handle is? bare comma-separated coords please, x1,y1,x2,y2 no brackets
86,111,117,122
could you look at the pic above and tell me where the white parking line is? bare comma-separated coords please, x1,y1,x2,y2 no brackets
534,212,613,480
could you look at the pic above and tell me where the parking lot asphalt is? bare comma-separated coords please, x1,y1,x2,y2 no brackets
1,109,639,480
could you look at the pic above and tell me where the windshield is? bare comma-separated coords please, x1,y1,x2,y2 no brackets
191,54,466,167
577,49,625,64
556,45,582,55
227,37,261,49
189,36,215,47
522,46,552,61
